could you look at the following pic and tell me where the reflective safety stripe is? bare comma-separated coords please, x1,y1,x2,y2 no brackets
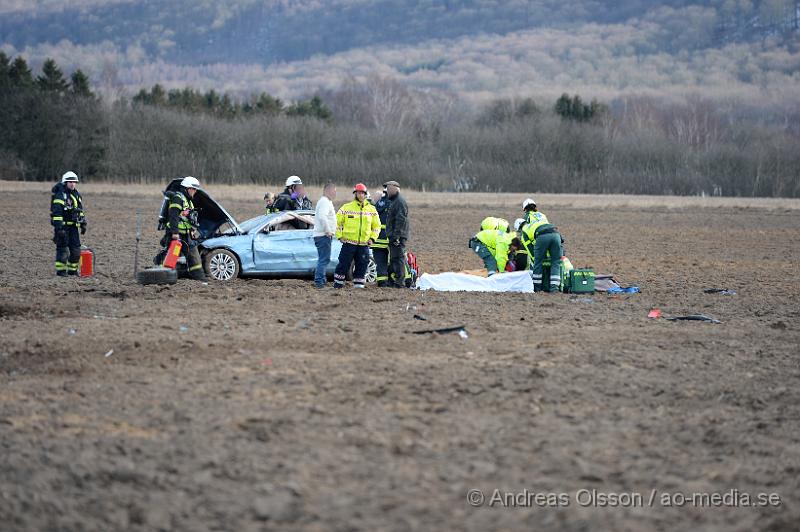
52,216,63,221
169,203,183,209
376,275,389,281
55,261,67,270
67,263,79,271
188,264,203,271
52,199,65,205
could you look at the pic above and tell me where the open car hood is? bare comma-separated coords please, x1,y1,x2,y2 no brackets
165,178,242,238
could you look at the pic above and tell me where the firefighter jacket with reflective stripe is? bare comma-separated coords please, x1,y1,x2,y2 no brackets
167,191,196,236
481,216,509,232
475,229,515,272
336,199,380,245
51,183,85,229
371,194,392,249
519,212,551,248
522,210,548,228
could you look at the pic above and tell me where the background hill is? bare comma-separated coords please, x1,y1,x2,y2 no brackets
1,0,798,102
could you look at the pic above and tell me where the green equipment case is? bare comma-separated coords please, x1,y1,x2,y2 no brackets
564,269,595,293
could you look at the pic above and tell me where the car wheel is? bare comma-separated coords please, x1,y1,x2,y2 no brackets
346,256,378,283
204,248,239,281
365,256,377,284
136,266,178,285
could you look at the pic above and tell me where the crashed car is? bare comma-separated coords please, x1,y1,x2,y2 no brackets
154,178,376,283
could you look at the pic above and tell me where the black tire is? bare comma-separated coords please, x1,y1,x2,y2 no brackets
136,266,178,285
204,248,240,281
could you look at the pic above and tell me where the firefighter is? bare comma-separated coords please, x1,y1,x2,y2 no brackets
163,176,207,281
273,175,312,211
469,229,522,276
371,184,392,287
384,180,410,288
50,171,86,276
334,183,380,289
480,216,510,232
520,217,563,292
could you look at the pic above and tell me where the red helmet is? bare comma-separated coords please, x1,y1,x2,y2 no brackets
353,183,367,193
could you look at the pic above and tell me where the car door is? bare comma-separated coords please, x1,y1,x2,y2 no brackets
252,226,317,273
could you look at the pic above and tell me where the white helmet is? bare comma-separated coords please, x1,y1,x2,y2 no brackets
285,175,303,187
514,218,525,231
61,171,79,183
522,198,536,210
181,176,201,189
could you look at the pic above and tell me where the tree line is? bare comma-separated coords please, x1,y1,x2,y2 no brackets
0,53,104,181
2,55,798,197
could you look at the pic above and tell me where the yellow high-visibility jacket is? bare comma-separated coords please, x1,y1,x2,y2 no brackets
336,199,381,245
476,229,516,272
481,216,510,232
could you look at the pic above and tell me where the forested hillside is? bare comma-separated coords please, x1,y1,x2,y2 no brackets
2,1,798,64
1,1,797,102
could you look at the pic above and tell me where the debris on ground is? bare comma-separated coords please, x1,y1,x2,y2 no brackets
647,309,662,319
607,286,640,294
103,350,114,358
413,314,427,321
412,325,467,335
704,288,736,295
665,314,722,324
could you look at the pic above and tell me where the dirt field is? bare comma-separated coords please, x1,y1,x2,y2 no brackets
1,181,799,532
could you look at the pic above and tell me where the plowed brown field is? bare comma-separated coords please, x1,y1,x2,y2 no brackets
1,182,799,531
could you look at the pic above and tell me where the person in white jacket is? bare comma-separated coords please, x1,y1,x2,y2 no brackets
313,183,337,288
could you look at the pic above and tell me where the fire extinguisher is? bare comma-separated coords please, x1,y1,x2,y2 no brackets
163,238,182,269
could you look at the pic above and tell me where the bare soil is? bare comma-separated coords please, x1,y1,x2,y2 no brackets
1,182,799,531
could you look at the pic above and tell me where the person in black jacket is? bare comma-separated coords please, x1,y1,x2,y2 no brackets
384,180,410,288
371,185,393,287
50,171,86,276
273,175,312,211
273,175,313,229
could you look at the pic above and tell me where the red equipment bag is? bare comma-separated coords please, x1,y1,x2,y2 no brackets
163,239,183,269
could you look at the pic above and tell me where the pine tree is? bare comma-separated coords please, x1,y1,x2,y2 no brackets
554,93,571,119
9,56,34,87
70,69,93,97
0,52,10,91
37,58,69,92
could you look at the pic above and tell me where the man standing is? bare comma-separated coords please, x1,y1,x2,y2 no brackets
50,171,86,276
384,180,409,288
334,183,380,289
164,176,207,281
371,184,392,287
313,183,337,288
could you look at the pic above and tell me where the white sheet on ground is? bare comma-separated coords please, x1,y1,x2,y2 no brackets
416,270,534,292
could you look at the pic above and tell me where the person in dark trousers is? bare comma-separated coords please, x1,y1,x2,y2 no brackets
313,183,337,288
163,176,207,281
334,183,380,289
50,171,86,276
384,180,410,288
371,185,393,287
